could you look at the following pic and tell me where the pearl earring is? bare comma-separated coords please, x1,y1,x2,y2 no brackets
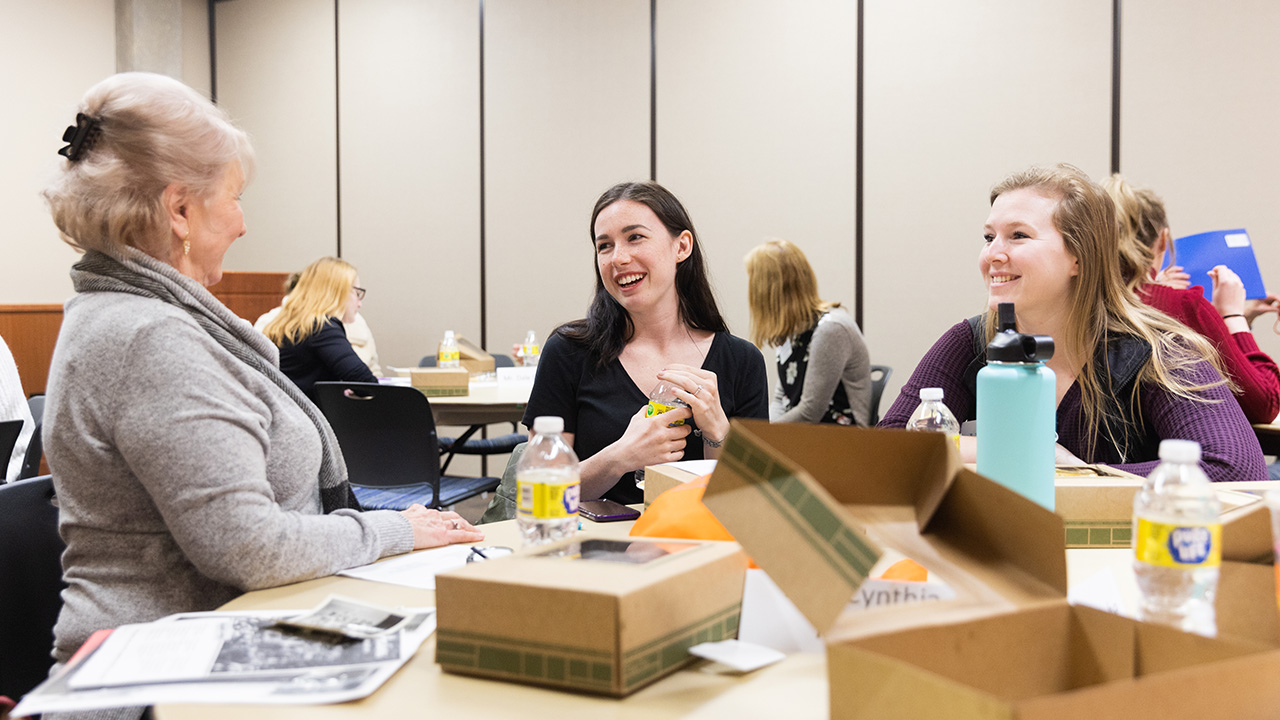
183,231,191,256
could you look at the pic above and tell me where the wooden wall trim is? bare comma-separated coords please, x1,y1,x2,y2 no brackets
208,271,290,323
0,306,63,397
0,305,65,313
0,272,288,397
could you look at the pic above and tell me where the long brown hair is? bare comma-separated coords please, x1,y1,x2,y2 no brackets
744,239,838,347
985,164,1224,459
1102,173,1172,290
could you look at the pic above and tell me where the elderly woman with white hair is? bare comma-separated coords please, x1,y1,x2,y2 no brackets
40,72,482,709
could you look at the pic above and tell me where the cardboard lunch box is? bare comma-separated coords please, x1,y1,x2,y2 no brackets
642,462,703,505
457,335,496,377
1055,466,1264,549
702,419,1280,720
434,536,748,696
410,367,469,396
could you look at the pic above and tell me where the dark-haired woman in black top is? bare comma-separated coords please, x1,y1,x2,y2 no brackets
523,181,768,503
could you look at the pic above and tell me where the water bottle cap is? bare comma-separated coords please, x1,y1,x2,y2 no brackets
532,416,564,434
1158,439,1201,463
985,303,1055,363
443,330,455,340
918,387,944,401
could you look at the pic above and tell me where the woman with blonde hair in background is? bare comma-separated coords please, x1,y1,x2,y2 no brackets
879,164,1265,482
263,256,377,400
1104,174,1280,424
745,239,871,425
41,73,480,717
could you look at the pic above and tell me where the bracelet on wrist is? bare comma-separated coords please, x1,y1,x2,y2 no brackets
692,427,724,448
1222,313,1245,320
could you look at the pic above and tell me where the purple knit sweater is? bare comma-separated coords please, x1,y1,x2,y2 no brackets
878,320,1267,482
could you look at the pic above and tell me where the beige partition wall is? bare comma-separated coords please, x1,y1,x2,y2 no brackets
338,0,481,369
656,0,859,377
483,0,650,357
863,0,1112,409
1120,0,1280,371
181,0,211,98
215,0,338,273
0,0,115,304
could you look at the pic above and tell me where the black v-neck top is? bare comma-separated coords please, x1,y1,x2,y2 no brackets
523,331,769,503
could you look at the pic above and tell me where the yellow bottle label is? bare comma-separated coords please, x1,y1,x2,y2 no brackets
438,349,460,363
522,343,540,356
645,400,686,425
1135,518,1221,568
517,477,580,519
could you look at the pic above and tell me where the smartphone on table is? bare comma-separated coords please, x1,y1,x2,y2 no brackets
578,499,641,523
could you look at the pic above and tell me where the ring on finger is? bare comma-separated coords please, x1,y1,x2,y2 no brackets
693,385,703,396
452,520,460,530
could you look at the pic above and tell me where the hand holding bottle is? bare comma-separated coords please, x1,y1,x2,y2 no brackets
619,403,692,472
656,364,730,447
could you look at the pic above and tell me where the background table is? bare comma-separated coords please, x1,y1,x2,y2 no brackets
428,381,530,428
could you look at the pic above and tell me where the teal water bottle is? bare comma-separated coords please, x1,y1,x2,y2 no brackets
976,303,1057,510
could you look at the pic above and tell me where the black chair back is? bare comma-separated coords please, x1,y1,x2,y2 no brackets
869,364,893,426
19,395,44,480
314,382,445,503
0,475,64,699
0,420,21,479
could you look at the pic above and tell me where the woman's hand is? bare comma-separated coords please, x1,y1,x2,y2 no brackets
1054,443,1085,466
1245,295,1280,324
617,404,693,469
1209,264,1246,316
1154,264,1190,289
400,505,484,549
659,364,731,449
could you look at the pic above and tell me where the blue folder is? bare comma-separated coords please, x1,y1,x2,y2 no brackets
1164,228,1267,301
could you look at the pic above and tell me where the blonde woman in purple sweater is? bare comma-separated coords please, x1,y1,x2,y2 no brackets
879,164,1265,482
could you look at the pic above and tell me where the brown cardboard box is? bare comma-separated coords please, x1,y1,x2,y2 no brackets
702,419,1280,719
829,603,1278,720
435,536,748,696
410,367,469,396
457,335,496,377
1055,467,1262,549
641,462,703,505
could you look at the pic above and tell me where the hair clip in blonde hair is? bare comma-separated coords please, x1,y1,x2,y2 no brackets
58,112,102,162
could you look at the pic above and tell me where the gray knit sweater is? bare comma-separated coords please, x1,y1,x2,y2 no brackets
770,308,872,425
45,271,414,669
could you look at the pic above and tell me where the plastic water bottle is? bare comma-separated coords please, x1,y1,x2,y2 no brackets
634,380,689,488
1133,439,1221,636
437,330,460,369
905,387,960,442
516,416,581,547
521,330,541,367
976,303,1057,511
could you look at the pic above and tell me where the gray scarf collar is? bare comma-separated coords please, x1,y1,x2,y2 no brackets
70,247,359,513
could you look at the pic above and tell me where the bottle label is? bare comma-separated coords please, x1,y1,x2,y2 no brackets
1135,518,1221,568
645,400,686,426
438,349,460,363
517,477,581,519
521,343,540,357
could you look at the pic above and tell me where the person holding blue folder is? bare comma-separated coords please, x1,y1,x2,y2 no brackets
1106,175,1280,425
